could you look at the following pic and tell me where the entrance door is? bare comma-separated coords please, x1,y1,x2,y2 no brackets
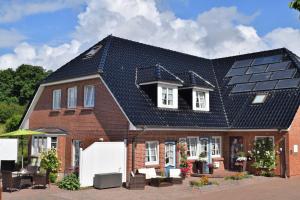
229,137,244,170
199,137,209,173
165,142,176,176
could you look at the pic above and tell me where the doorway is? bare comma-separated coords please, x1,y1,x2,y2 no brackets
229,136,244,170
165,141,176,176
279,137,286,178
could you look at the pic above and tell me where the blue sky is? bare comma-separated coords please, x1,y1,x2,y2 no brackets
0,0,299,70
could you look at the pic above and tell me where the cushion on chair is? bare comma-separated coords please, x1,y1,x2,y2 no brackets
169,169,181,178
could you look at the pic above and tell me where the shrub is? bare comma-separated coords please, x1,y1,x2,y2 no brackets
5,114,22,132
190,176,219,187
250,137,276,176
58,174,80,190
224,173,252,181
40,149,60,173
49,172,58,183
0,102,24,123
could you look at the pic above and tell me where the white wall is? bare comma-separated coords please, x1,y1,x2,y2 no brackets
79,141,127,187
0,139,18,169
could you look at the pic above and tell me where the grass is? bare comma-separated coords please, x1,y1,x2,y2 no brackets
224,172,252,181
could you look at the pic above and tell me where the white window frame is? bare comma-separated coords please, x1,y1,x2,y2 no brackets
67,87,77,109
31,136,58,156
50,137,58,149
145,141,159,165
157,83,178,109
84,85,95,108
187,137,199,160
252,94,267,104
255,136,275,146
52,89,61,110
211,136,222,158
193,89,210,111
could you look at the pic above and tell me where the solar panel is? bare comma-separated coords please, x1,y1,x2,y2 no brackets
225,67,248,77
253,80,278,91
252,55,282,66
228,75,251,85
249,72,271,82
231,83,255,93
266,61,291,72
270,69,296,80
246,65,268,74
232,59,253,68
275,78,300,89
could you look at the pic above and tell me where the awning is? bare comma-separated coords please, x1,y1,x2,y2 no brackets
33,128,68,136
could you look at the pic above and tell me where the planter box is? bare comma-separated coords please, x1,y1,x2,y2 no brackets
93,173,122,189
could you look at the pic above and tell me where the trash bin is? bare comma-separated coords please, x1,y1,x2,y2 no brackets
93,173,122,189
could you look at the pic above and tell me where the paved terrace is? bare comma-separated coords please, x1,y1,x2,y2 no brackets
3,176,300,200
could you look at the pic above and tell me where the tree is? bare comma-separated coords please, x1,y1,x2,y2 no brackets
290,0,300,12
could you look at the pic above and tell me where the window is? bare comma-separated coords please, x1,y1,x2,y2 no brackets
196,91,206,109
32,136,47,155
187,137,198,159
72,140,81,167
252,94,267,104
145,141,159,165
51,137,58,149
211,136,222,157
199,138,208,157
52,89,61,110
162,87,173,106
68,87,77,108
84,85,95,107
193,90,209,111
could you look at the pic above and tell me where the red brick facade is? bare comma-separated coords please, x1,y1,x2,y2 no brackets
29,78,128,172
27,77,300,178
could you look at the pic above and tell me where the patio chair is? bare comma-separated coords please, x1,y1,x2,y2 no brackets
1,171,21,192
169,169,183,184
138,168,162,180
32,170,50,189
26,165,39,175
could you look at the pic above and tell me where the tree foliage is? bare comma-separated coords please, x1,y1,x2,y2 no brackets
290,0,300,12
0,64,51,133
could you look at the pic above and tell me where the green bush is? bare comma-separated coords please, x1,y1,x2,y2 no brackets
58,174,80,190
0,102,24,123
224,172,252,181
5,114,22,132
49,172,58,183
40,149,60,173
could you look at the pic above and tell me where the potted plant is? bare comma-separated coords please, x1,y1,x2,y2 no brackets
178,143,190,178
235,151,247,172
40,149,61,183
207,163,214,174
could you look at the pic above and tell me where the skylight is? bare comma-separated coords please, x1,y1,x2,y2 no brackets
252,94,267,104
83,44,103,59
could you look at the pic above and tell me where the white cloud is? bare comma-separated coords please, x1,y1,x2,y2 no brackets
0,0,85,23
0,0,299,70
0,29,26,48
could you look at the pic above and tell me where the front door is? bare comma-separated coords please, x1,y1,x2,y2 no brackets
165,142,176,176
199,137,209,173
279,138,286,178
229,136,244,170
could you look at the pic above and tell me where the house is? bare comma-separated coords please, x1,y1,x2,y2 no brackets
20,35,300,178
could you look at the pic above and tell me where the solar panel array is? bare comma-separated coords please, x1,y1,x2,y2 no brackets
226,55,300,93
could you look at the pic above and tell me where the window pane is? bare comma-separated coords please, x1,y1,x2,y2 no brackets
53,90,61,109
84,86,95,107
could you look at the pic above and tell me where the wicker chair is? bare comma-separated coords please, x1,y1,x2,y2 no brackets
32,171,50,188
1,171,21,192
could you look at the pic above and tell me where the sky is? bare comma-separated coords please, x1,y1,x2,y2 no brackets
0,0,299,70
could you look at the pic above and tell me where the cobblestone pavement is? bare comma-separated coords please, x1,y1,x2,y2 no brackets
3,176,300,200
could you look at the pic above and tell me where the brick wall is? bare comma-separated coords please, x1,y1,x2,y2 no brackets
287,106,300,177
29,78,129,172
127,130,284,176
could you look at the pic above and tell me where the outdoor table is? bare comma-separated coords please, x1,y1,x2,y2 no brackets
150,177,173,187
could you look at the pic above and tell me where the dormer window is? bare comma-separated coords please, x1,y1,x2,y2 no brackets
157,83,178,109
193,89,210,111
162,87,173,106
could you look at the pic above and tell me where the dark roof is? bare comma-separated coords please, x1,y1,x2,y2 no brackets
137,64,183,85
43,35,300,129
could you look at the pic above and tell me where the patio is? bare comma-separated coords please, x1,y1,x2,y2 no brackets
3,176,300,200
